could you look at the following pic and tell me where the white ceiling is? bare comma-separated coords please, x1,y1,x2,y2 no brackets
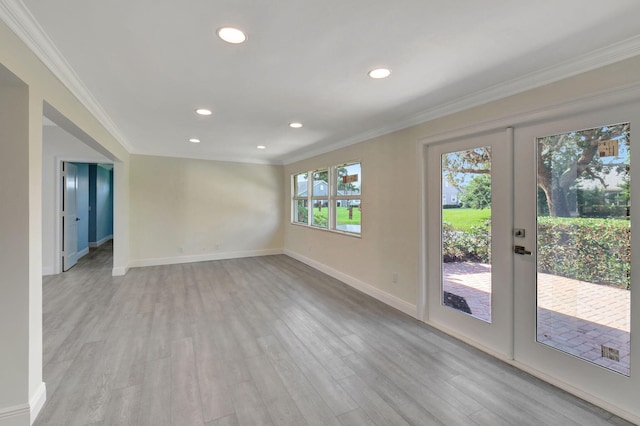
9,0,640,164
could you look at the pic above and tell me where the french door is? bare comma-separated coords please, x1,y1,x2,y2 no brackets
513,103,639,416
426,129,513,357
426,101,639,418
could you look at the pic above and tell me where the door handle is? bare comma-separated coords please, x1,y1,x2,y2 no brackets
514,245,532,255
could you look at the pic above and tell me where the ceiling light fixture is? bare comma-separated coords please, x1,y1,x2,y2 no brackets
289,122,303,129
217,27,247,44
195,108,212,116
189,138,201,143
257,145,267,149
368,68,391,79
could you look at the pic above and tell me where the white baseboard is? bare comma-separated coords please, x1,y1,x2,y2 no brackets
129,248,284,268
29,383,46,425
89,235,113,248
77,247,89,259
0,402,30,426
112,266,129,276
42,266,54,276
284,249,417,319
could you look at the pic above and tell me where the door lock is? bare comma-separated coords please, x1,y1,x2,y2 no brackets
514,245,532,255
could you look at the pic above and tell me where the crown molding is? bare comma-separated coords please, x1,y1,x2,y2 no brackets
0,0,134,153
281,35,640,165
132,150,283,166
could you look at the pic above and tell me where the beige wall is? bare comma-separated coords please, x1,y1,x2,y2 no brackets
284,136,419,308
130,155,284,265
284,55,640,313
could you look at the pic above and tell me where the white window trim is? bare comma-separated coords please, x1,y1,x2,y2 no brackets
291,161,362,236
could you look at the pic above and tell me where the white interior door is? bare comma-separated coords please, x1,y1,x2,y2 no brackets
63,162,79,271
513,102,640,418
426,129,513,357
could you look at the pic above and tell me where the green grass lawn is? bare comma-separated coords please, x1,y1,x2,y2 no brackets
442,208,490,230
311,206,361,226
337,206,361,224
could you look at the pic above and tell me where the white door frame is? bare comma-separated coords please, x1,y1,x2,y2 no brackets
53,157,114,274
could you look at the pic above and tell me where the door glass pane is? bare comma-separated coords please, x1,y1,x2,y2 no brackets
536,123,630,375
441,146,492,322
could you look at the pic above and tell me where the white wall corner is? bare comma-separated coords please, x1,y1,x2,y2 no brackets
29,382,46,425
41,266,54,276
284,249,418,319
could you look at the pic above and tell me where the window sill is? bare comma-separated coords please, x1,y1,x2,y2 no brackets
290,222,362,239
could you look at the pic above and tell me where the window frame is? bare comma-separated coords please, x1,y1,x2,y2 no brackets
291,161,362,236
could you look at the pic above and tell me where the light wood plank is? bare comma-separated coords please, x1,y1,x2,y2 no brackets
36,244,630,426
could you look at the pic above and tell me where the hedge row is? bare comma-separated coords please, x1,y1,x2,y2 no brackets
538,217,630,289
443,217,630,289
442,222,491,263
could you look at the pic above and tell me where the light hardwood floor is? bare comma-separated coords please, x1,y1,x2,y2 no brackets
35,242,633,425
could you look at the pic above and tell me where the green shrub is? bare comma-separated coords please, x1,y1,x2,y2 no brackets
313,211,328,227
442,216,630,290
537,217,630,289
297,206,308,223
442,220,491,263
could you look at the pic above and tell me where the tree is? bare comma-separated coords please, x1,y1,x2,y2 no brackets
460,175,491,209
442,124,629,217
442,147,491,190
537,123,629,217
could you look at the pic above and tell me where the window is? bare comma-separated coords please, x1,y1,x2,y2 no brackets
310,169,329,228
292,162,361,235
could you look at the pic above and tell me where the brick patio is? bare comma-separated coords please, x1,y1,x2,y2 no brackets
443,262,630,375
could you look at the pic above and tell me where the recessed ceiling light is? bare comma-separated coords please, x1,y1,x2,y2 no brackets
289,122,303,129
217,27,247,44
257,145,267,149
368,68,391,79
195,108,212,116
189,138,201,143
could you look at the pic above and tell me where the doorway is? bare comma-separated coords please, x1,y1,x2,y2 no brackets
61,161,114,271
41,108,116,275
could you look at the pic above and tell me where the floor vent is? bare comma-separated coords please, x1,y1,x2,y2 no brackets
601,345,620,362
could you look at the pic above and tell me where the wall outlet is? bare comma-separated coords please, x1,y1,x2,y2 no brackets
392,272,398,283
178,247,184,254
